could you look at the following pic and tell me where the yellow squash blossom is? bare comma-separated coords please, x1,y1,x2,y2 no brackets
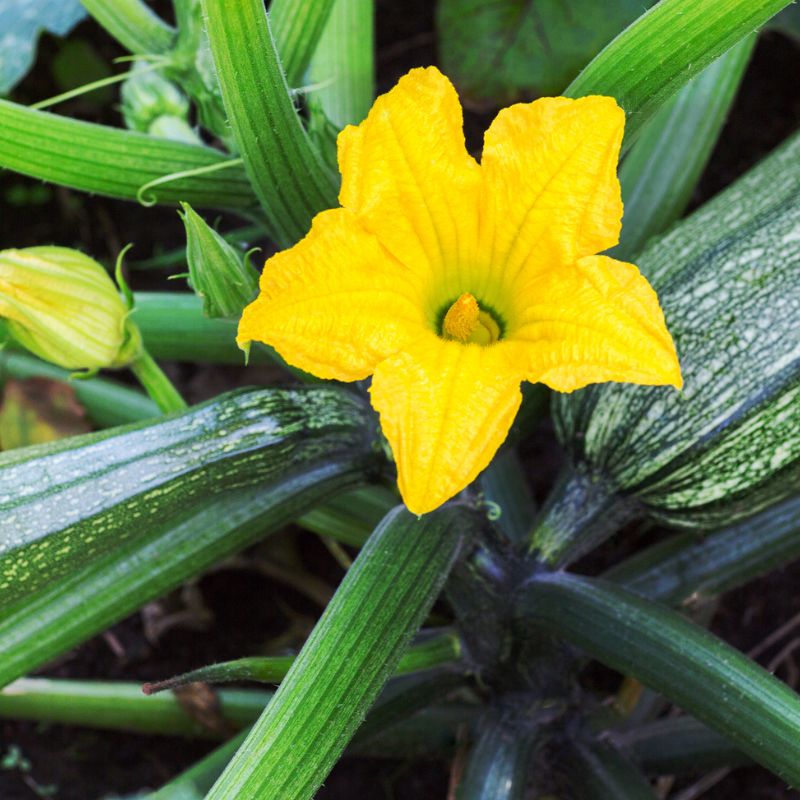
238,67,682,515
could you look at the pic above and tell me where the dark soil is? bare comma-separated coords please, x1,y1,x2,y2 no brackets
2,1,800,799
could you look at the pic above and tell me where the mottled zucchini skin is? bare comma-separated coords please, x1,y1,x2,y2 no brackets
554,131,800,533
0,385,379,605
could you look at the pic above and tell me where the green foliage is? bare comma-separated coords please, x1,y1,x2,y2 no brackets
0,100,255,209
207,505,479,798
0,0,798,796
614,36,755,260
520,573,800,785
0,0,87,93
202,0,338,246
565,0,793,143
308,0,375,127
437,0,655,104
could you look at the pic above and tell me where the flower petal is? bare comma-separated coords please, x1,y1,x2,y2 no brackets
480,96,625,288
511,254,682,392
238,209,426,381
338,66,481,293
370,334,523,514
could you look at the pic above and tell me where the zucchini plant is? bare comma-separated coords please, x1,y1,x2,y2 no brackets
0,0,798,798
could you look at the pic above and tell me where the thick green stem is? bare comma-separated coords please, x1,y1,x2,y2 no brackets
613,35,756,261
518,573,800,786
206,506,478,799
565,0,792,146
269,0,337,87
80,0,176,55
0,679,268,737
605,494,800,605
129,347,187,413
308,0,375,127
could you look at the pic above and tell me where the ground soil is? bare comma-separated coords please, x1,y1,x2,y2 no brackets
1,1,800,798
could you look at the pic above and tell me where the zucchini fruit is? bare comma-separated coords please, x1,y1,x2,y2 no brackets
533,130,800,565
0,386,378,609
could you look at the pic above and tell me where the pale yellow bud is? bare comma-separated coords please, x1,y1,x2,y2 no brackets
0,246,141,370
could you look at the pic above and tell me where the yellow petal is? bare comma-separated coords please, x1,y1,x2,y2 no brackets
510,254,682,392
338,66,481,299
479,96,625,292
238,209,426,381
370,334,523,514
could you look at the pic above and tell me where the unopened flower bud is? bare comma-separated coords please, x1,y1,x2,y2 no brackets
0,247,141,371
180,202,259,318
121,64,199,144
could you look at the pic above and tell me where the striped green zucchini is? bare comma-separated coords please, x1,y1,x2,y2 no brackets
532,130,800,565
0,386,378,609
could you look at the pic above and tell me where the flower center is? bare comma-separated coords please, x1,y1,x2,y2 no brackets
441,293,501,345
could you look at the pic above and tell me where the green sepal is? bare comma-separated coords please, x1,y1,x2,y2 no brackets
179,202,259,319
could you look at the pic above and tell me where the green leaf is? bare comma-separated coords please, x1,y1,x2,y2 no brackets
308,0,375,128
0,386,375,611
202,0,339,246
0,0,87,94
79,0,175,55
437,0,656,105
613,35,755,261
269,0,337,88
519,573,800,786
0,99,255,210
206,505,480,799
565,0,793,144
605,494,800,605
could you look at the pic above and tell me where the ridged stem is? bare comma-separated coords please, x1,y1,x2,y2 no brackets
206,506,478,799
269,0,337,87
129,347,187,413
308,0,375,127
614,34,756,261
518,573,800,786
80,0,175,55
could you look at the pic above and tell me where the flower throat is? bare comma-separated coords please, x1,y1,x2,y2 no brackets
441,293,501,345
